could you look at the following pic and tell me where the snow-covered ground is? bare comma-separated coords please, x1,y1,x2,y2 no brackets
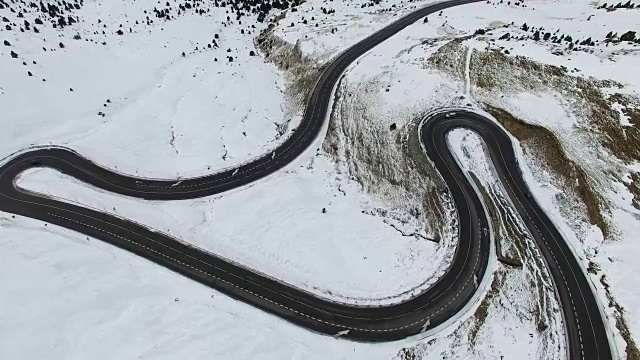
274,0,431,60
270,0,640,356
427,2,640,355
0,0,455,358
16,156,450,305
444,128,566,360
2,0,640,359
1,215,405,360
1,0,296,177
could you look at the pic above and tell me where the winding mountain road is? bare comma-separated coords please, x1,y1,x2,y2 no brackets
0,0,611,358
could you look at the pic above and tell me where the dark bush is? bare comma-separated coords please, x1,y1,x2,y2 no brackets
620,30,636,42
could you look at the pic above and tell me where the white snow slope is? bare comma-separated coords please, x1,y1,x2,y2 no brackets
272,0,640,357
2,0,639,359
1,0,454,359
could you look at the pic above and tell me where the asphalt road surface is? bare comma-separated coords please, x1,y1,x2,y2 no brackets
0,0,611,358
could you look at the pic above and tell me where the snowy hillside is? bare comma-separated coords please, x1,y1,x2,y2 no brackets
270,0,640,358
1,0,456,358
0,0,302,176
1,0,639,359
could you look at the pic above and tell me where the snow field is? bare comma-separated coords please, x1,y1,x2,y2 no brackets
1,0,639,358
1,0,295,178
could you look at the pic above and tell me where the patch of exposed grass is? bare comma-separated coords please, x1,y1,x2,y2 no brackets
404,116,444,186
587,260,602,275
403,115,453,240
256,30,323,109
576,85,640,163
472,50,507,90
625,172,640,210
322,79,449,238
425,38,468,79
614,98,640,127
490,184,555,334
469,172,553,331
492,191,527,264
323,84,345,160
468,270,505,345
469,48,570,92
484,104,611,239
600,275,640,360
464,43,640,165
469,172,523,267
428,42,624,236
604,92,640,161
423,188,445,241
397,347,418,360
475,72,496,90
429,41,640,234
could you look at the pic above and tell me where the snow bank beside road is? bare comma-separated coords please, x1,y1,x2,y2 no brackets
17,153,447,305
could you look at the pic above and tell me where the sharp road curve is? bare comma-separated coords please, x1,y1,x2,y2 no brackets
0,0,611,358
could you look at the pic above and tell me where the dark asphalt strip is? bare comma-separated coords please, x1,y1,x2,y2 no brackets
0,0,611,357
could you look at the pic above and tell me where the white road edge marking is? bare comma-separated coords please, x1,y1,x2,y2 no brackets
421,318,431,332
